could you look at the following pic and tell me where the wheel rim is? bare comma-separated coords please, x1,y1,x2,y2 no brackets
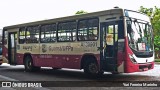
88,63,98,74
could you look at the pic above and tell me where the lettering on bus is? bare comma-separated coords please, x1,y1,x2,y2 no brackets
23,46,32,51
42,44,47,53
81,42,97,47
48,46,73,52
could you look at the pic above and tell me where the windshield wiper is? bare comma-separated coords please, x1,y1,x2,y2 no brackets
133,19,142,39
136,20,143,37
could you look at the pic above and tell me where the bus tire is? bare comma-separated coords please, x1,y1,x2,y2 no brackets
24,56,40,72
84,60,103,76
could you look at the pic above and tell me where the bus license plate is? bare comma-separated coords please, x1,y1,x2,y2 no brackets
143,68,148,71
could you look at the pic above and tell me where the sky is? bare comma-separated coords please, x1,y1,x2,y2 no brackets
0,0,159,31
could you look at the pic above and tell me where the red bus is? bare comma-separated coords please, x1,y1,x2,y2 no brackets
1,8,154,75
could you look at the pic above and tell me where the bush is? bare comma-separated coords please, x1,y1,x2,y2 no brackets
155,59,160,62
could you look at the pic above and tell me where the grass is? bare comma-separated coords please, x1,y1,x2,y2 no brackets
155,59,160,62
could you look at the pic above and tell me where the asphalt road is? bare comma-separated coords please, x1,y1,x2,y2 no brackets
0,63,160,90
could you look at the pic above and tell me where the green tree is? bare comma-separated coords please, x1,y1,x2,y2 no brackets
75,10,87,15
139,6,160,35
139,6,160,51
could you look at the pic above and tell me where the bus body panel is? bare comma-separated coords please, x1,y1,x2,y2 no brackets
1,8,154,74
16,41,100,69
124,37,154,73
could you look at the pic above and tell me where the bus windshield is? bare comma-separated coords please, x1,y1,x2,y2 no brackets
125,10,153,52
127,19,153,52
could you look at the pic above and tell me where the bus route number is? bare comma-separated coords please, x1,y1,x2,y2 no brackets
81,42,97,47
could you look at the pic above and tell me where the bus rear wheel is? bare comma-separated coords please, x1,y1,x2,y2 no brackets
24,56,40,72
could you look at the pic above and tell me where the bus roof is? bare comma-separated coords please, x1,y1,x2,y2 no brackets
3,8,123,30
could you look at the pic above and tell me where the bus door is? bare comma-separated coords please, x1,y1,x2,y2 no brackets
8,32,17,65
100,21,118,72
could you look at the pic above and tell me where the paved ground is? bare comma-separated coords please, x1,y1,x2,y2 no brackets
0,63,159,90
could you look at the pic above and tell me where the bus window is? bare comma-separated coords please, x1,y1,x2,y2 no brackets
40,24,56,43
106,25,118,45
19,27,25,44
88,19,98,40
26,26,39,43
78,18,98,41
58,21,76,42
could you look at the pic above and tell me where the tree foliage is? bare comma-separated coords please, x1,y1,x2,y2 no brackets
139,6,160,51
75,10,87,15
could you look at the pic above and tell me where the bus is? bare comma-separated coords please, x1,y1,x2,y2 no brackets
1,8,154,75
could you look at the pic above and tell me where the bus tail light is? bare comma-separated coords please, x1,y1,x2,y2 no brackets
129,54,137,64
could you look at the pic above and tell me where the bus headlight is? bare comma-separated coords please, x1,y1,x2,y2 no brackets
129,54,137,64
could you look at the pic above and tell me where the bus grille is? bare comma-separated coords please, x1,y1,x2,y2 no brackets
139,64,152,70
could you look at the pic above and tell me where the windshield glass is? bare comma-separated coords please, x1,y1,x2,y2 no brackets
126,18,153,52
124,10,153,57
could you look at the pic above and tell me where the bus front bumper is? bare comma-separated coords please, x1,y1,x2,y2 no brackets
125,62,154,73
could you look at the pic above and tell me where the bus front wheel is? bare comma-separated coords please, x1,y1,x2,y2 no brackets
84,61,103,76
24,56,40,72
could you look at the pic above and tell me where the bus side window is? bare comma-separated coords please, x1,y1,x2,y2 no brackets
26,26,39,43
78,35,84,41
51,37,56,42
20,39,25,44
89,34,97,40
78,18,98,41
26,37,31,43
19,27,26,44
33,37,38,43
